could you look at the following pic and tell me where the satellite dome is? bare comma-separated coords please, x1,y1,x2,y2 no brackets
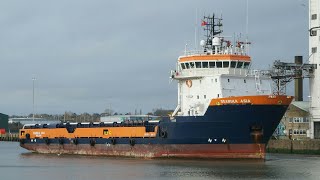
212,37,221,46
200,40,206,47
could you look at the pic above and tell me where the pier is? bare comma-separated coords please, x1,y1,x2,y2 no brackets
0,133,19,142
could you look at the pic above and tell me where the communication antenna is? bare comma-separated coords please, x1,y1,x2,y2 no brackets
245,0,250,54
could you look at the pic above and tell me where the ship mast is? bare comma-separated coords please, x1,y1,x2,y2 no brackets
202,14,223,53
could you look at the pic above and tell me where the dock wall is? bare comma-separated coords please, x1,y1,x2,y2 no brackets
267,139,320,154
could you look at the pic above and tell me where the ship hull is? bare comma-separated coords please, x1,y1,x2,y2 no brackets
19,95,293,159
21,143,265,159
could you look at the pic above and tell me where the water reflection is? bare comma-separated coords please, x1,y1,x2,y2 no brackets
1,143,320,180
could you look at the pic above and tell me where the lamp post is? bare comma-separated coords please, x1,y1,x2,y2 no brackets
32,77,36,122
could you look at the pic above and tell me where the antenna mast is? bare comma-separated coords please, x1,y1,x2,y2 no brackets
202,14,223,52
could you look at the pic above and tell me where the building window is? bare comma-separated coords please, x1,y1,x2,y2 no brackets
311,14,317,20
289,117,293,123
312,47,317,53
293,129,307,135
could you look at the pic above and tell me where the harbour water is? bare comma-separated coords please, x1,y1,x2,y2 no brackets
1,142,320,180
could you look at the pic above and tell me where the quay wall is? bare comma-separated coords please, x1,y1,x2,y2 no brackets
0,133,19,142
267,139,320,154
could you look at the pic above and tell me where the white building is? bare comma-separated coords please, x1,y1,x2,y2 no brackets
309,0,320,139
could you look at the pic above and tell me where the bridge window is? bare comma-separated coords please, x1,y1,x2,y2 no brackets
195,62,201,68
244,62,250,69
216,62,222,68
223,61,230,68
202,62,208,68
209,62,215,68
185,63,190,69
230,61,237,68
181,63,186,69
190,62,195,68
237,62,244,68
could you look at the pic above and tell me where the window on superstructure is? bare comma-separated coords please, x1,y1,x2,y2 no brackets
209,62,215,68
185,63,190,69
217,94,220,97
244,79,246,83
190,62,195,68
311,30,317,36
195,62,201,68
312,47,317,53
216,62,222,68
181,63,186,69
204,95,206,99
227,79,230,82
202,62,208,68
223,61,230,68
311,14,317,20
230,61,237,68
244,62,250,69
237,62,244,68
197,95,199,99
215,78,217,82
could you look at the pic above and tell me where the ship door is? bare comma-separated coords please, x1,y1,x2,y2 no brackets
250,125,263,143
314,122,320,139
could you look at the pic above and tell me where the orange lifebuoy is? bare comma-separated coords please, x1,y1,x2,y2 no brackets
186,80,192,88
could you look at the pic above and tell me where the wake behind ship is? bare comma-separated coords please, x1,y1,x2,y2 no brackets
19,14,293,159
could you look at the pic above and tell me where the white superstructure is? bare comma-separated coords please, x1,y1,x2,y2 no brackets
309,0,320,139
171,15,272,117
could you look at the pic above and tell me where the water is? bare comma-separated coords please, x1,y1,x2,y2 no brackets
1,142,320,180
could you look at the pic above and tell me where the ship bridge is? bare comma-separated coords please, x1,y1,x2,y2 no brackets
170,14,272,117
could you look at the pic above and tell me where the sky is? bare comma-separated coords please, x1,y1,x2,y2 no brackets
0,0,310,115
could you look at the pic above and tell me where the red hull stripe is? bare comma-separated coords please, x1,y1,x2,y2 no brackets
21,144,266,159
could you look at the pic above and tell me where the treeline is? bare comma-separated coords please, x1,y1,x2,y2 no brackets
10,108,174,123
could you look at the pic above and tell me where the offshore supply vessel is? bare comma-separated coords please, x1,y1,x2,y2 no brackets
19,14,293,159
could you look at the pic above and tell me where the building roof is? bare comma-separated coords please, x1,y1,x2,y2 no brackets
291,101,309,112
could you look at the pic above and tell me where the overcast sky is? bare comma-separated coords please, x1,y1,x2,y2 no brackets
0,0,309,115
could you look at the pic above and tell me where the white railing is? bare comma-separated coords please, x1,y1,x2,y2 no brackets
171,69,271,79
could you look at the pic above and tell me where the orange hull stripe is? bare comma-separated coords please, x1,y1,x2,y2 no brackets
209,95,294,106
179,55,251,62
20,126,158,139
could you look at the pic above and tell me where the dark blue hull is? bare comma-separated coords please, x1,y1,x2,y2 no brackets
20,104,288,158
